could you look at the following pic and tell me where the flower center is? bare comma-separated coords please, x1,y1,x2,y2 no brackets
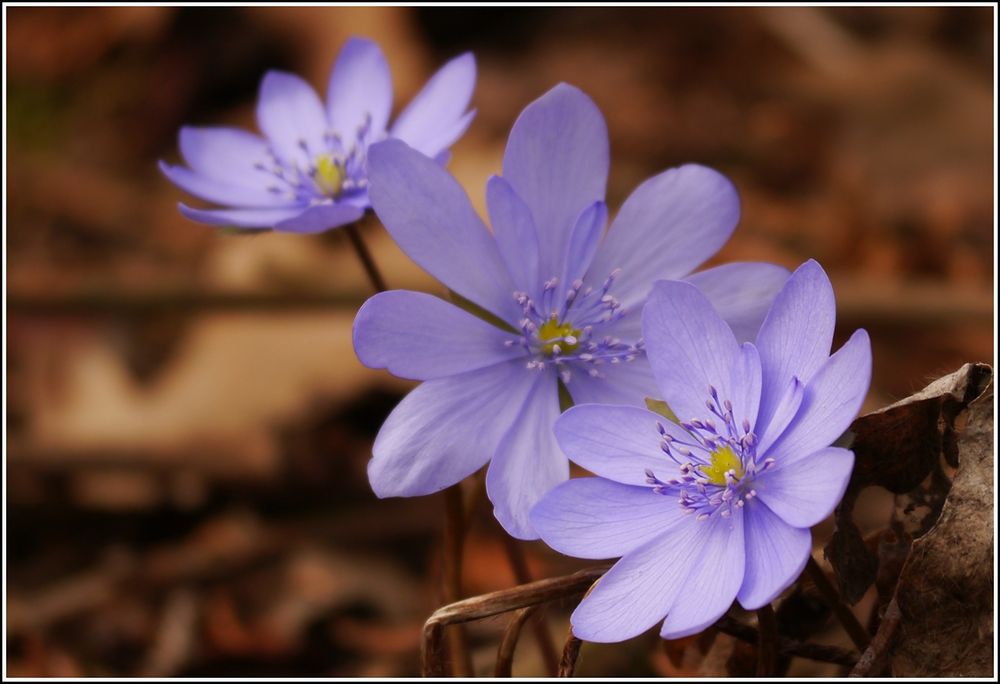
537,317,581,356
699,445,745,486
313,153,346,197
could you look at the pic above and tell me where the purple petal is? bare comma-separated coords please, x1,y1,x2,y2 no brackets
160,161,292,208
391,52,476,157
559,201,607,300
733,342,762,434
486,175,539,294
564,355,659,409
486,374,566,539
641,280,742,425
754,260,836,435
531,477,687,560
737,499,811,610
353,290,526,381
763,329,872,461
754,446,854,528
274,203,364,233
554,404,681,486
502,84,609,284
684,262,791,343
326,37,393,139
367,139,520,324
368,360,537,498
256,70,328,167
178,203,302,229
659,508,745,639
754,376,804,457
178,126,271,182
588,164,740,309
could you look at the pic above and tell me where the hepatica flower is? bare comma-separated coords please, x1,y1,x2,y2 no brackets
530,260,872,641
353,83,790,539
160,37,475,233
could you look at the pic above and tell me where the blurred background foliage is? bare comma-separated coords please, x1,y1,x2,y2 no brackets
5,5,994,677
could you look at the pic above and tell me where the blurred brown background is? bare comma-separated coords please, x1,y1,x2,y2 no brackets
5,5,994,677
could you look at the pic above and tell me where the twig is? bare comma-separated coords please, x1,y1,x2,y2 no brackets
501,535,560,675
421,565,609,676
557,629,583,677
494,606,538,677
442,484,473,676
806,556,872,652
850,598,901,677
343,222,387,293
715,616,859,667
756,604,778,676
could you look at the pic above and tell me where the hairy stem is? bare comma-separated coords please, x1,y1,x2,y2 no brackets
756,603,778,675
344,222,387,293
805,556,872,652
442,484,473,676
501,535,560,675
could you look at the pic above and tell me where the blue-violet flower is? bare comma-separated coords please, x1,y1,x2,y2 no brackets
530,259,872,641
353,83,790,539
160,37,476,233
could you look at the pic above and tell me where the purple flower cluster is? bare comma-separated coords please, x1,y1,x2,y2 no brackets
530,260,871,641
161,38,475,233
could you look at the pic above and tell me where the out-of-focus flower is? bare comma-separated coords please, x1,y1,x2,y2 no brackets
160,37,476,233
352,83,790,539
530,260,872,642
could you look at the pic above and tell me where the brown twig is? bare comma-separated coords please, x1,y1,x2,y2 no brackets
756,603,778,676
501,535,560,675
805,556,872,652
343,222,387,293
421,565,609,676
494,606,538,677
557,629,583,677
715,616,859,667
442,484,473,676
850,598,901,677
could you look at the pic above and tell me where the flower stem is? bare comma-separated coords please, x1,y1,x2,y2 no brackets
557,629,583,677
756,603,778,675
500,534,561,675
442,484,473,676
344,222,387,293
805,556,872,652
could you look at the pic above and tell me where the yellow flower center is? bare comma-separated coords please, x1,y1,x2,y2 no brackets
537,318,582,356
699,445,745,486
314,154,345,197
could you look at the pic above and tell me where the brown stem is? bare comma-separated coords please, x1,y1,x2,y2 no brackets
805,556,872,652
442,484,473,677
557,629,583,677
501,535,560,675
850,598,901,677
756,603,778,676
344,222,387,293
715,616,858,667
494,606,538,677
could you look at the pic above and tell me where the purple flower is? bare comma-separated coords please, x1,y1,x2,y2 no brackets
353,83,790,539
529,260,872,642
160,37,476,233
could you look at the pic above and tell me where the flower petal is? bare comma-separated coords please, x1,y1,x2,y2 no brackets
160,161,291,208
754,376,804,457
274,203,364,233
368,360,537,498
391,52,476,156
502,84,609,283
683,262,791,343
486,374,566,539
641,280,743,426
326,37,393,139
564,354,659,409
659,508,745,639
367,139,520,324
733,342,762,434
737,499,811,610
764,329,872,461
560,201,607,300
554,404,680,486
531,477,687,560
178,203,303,229
256,70,328,167
588,164,740,309
178,126,271,183
754,260,836,434
754,446,854,528
353,290,526,381
486,175,539,294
